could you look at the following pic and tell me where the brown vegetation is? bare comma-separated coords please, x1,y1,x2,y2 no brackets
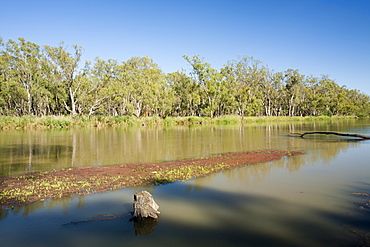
0,150,304,209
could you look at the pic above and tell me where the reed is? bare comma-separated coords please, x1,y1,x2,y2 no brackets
0,115,360,130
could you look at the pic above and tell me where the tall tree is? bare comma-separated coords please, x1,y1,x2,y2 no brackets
303,76,321,116
78,58,119,116
260,70,282,116
44,42,83,116
183,55,225,117
2,38,48,115
317,76,342,116
222,56,265,117
166,71,200,116
284,69,305,116
115,56,168,117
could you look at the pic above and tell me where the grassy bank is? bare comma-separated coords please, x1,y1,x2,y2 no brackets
0,115,360,131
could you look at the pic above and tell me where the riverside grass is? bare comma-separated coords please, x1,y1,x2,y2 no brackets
0,115,359,130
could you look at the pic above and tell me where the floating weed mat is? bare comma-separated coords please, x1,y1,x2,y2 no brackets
0,150,304,209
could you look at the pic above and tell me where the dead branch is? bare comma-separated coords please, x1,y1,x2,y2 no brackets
295,131,370,140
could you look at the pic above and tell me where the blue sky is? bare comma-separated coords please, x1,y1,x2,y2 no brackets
1,0,370,95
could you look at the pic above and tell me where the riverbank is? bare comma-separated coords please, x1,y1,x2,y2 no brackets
0,150,304,209
0,115,359,130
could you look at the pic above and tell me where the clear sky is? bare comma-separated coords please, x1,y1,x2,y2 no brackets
1,0,370,95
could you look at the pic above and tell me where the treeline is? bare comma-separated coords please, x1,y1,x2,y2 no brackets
1,37,369,118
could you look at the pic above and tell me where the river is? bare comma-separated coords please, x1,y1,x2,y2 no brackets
0,119,369,246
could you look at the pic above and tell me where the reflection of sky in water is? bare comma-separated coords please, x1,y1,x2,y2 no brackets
0,120,370,246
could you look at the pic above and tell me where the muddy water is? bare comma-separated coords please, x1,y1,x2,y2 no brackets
0,119,370,246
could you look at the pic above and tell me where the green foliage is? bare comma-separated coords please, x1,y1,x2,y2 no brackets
0,37,369,122
151,163,231,185
39,116,71,128
0,115,364,130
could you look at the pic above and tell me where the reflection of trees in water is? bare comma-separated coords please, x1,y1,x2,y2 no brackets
188,138,359,190
0,122,364,178
0,130,73,176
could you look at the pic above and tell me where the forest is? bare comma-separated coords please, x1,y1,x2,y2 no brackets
1,37,369,118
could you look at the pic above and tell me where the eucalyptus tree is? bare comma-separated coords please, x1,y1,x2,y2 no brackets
0,50,23,115
335,87,370,117
222,56,265,117
78,58,120,116
270,72,290,116
166,71,201,116
124,56,158,117
283,69,305,116
115,56,170,117
44,42,83,117
155,76,176,117
219,66,237,115
350,91,370,117
337,87,358,116
106,63,132,116
260,70,284,116
206,71,228,117
0,39,13,115
0,38,50,115
303,76,322,116
217,69,237,116
333,85,369,116
183,55,227,117
316,76,342,116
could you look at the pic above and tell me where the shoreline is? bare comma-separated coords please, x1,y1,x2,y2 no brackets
0,115,358,131
0,150,304,209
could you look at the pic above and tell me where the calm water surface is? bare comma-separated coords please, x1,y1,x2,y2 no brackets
0,120,370,247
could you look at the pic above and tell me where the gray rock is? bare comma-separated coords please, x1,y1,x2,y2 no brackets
133,191,160,219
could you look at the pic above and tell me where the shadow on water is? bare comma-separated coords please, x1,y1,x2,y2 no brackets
152,182,369,247
1,180,369,247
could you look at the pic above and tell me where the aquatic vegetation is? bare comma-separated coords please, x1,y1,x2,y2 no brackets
0,150,304,209
152,163,231,185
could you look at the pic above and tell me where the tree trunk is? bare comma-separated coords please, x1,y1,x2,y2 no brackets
296,131,370,140
26,85,33,115
69,87,77,117
133,191,160,220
